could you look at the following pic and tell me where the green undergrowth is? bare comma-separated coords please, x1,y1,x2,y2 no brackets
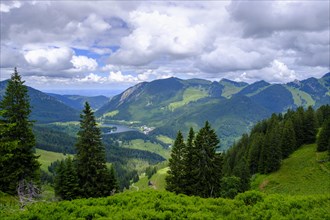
251,144,330,195
2,190,329,219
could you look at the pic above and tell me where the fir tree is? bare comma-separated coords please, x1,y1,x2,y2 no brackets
166,131,186,194
62,157,80,200
281,119,296,158
75,102,116,198
317,118,330,152
263,124,282,173
183,127,196,195
54,160,65,198
193,121,223,198
0,68,40,195
248,133,264,174
293,107,305,148
303,106,317,144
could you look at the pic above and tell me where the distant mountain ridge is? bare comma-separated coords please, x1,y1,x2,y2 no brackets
0,80,79,123
96,73,330,149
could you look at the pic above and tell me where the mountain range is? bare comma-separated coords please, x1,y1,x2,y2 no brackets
96,73,330,148
0,73,329,148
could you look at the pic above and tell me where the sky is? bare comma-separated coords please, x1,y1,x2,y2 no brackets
0,0,329,94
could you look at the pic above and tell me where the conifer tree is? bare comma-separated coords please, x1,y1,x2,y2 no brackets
263,124,282,173
317,118,330,152
166,131,186,194
0,68,40,195
293,107,305,148
183,127,196,195
75,102,116,198
54,160,65,198
248,133,264,174
303,106,317,144
193,121,223,198
62,157,80,200
281,119,296,158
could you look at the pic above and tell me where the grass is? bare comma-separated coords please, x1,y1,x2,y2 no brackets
245,85,270,97
156,135,173,145
168,87,208,111
102,110,119,118
122,139,170,159
220,82,246,98
286,86,315,107
251,144,330,195
36,149,71,172
132,167,169,191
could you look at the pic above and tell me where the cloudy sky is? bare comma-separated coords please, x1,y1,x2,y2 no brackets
0,0,329,94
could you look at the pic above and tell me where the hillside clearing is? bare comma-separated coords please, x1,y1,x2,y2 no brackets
251,144,330,195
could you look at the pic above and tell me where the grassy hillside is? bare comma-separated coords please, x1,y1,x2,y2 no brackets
168,87,208,111
36,148,71,172
132,167,169,191
2,190,329,219
251,144,330,195
122,139,170,159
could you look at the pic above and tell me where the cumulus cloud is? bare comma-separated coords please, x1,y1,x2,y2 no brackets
237,60,297,83
71,56,97,71
197,39,270,73
110,10,208,65
0,1,22,13
24,47,74,71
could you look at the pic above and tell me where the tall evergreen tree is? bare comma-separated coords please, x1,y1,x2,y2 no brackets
183,127,196,195
193,121,223,198
166,131,186,194
317,118,330,152
75,102,116,198
248,133,264,174
0,68,40,195
293,107,305,148
303,106,317,144
263,124,282,173
281,119,296,158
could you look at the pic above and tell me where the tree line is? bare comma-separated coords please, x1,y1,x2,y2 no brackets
223,105,330,180
166,105,330,198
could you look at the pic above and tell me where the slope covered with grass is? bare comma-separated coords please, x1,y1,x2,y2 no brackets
251,144,330,195
36,148,71,172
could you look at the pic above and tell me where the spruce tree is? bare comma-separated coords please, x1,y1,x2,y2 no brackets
303,106,317,144
75,102,116,198
293,107,305,148
248,133,264,174
193,121,223,198
281,119,296,158
183,127,196,195
62,157,80,200
263,124,282,173
166,131,186,194
317,118,330,152
0,68,40,195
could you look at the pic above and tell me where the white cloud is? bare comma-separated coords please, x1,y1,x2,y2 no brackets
107,71,137,82
110,10,208,65
71,55,97,71
0,1,22,13
24,47,73,71
78,73,104,83
197,37,272,73
237,60,297,83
